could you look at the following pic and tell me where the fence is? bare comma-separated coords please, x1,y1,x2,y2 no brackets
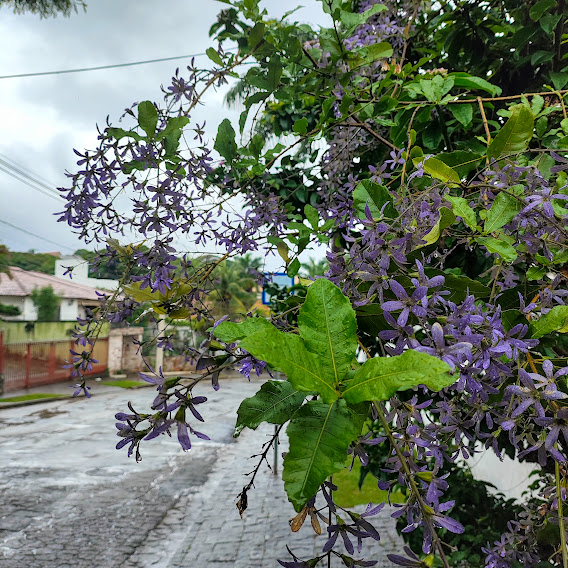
0,332,108,392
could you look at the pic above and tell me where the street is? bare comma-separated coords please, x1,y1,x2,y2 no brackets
0,377,402,568
0,378,258,567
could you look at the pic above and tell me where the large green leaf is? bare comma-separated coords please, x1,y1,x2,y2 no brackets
234,380,306,436
477,236,518,262
138,101,158,139
449,73,502,96
484,192,523,233
339,4,387,33
446,195,477,230
214,119,237,162
214,317,273,343
424,269,491,303
530,306,568,338
487,105,534,160
414,157,461,185
240,327,339,403
283,399,361,511
352,180,397,220
341,350,454,404
298,279,357,386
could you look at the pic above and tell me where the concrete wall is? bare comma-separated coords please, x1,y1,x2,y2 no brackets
0,320,110,343
108,327,144,374
468,448,535,502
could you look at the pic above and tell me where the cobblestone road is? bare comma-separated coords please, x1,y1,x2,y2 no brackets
0,377,402,567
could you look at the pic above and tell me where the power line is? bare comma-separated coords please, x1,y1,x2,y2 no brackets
0,162,63,202
0,152,58,191
0,217,75,252
0,48,237,80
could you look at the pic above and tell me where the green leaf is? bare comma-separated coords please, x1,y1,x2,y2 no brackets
531,50,554,66
240,327,339,403
214,119,237,162
283,399,361,510
530,306,568,338
550,71,568,91
435,151,483,178
484,192,523,233
487,104,534,160
477,236,518,262
267,58,282,91
341,350,455,404
359,42,393,64
298,278,357,386
419,75,454,103
287,258,301,277
248,21,265,48
214,317,273,343
527,266,547,280
530,0,557,21
445,196,477,230
293,117,309,135
450,73,502,96
540,13,562,35
450,104,473,127
156,116,190,141
138,101,158,139
304,204,319,229
206,47,224,67
106,127,144,142
234,380,306,436
436,271,491,302
420,207,456,246
339,4,387,32
417,157,461,185
352,180,397,220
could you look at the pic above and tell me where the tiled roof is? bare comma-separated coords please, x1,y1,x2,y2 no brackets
0,266,103,301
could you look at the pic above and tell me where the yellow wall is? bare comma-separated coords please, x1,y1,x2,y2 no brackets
0,321,109,344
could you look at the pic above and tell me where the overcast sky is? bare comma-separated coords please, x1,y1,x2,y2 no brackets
0,0,329,268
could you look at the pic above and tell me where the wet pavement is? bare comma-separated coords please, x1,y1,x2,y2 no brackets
0,376,402,567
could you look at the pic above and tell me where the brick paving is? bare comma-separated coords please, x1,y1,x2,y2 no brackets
0,377,403,568
128,422,403,568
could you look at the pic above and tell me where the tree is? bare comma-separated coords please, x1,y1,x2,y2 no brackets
1,0,86,18
57,1,568,566
31,286,60,321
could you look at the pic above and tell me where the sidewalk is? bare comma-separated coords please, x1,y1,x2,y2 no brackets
124,422,403,568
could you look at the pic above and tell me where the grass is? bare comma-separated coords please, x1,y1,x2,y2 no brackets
0,393,66,402
333,459,406,508
101,380,147,389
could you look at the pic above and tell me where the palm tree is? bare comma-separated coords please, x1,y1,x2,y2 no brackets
206,258,258,320
302,257,328,278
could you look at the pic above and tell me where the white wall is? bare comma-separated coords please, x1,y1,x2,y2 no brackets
55,256,119,291
59,298,79,321
468,448,535,502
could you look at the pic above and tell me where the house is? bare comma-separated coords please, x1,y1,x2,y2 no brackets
0,266,104,321
54,255,119,291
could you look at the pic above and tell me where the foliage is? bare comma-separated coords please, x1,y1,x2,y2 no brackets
0,302,21,316
55,0,568,567
1,0,86,18
7,250,57,275
30,285,60,321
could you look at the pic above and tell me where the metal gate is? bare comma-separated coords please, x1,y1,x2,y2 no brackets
0,332,108,392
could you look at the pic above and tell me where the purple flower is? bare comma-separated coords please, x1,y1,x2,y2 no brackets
382,280,428,326
412,322,472,371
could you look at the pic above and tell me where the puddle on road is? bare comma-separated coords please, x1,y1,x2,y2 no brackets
30,408,68,420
